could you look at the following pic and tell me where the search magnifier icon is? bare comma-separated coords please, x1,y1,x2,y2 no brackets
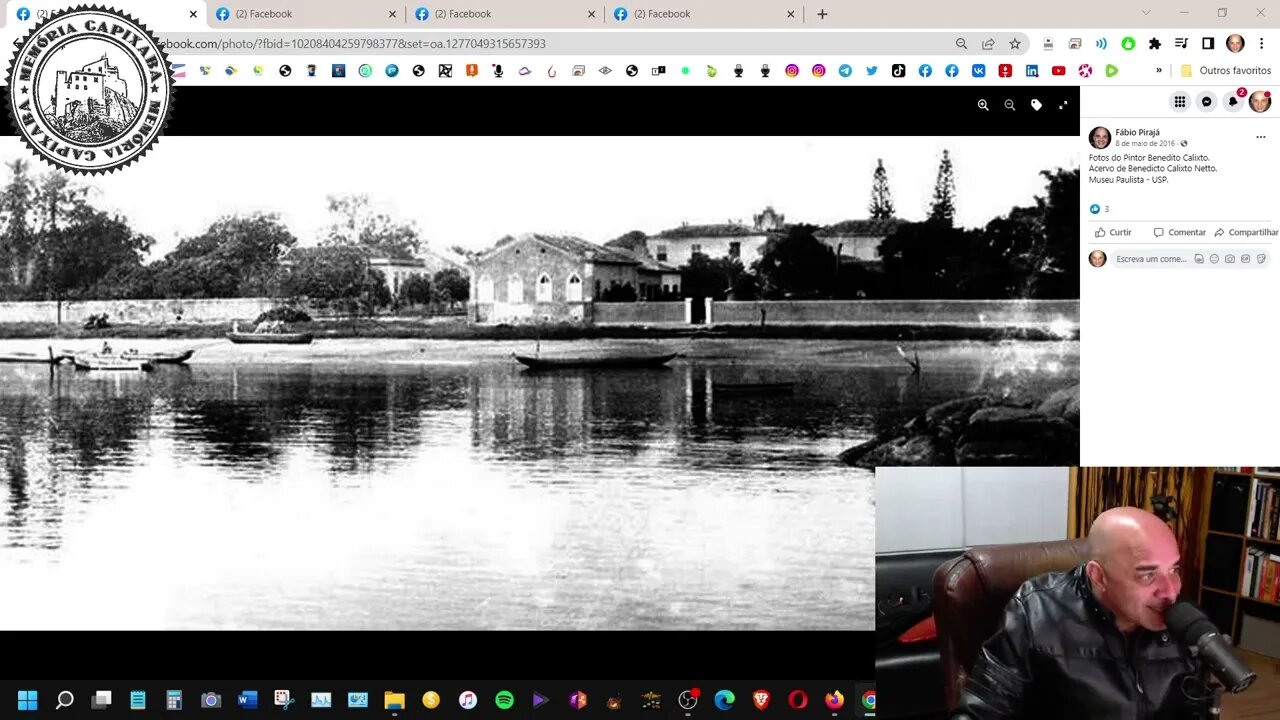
56,691,74,710
977,99,989,111
1004,99,1016,110
956,38,967,49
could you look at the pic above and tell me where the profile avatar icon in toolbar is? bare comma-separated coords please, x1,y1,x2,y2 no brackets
1251,90,1272,113
1089,126,1112,149
1227,34,1245,53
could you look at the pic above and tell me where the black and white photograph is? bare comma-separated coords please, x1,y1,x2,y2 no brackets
0,136,1077,629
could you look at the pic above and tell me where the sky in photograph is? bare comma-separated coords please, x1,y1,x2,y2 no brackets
0,135,1077,260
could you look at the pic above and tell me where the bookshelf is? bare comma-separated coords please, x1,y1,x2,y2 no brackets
1200,469,1280,659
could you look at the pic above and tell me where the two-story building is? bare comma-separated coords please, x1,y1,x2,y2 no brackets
645,206,786,267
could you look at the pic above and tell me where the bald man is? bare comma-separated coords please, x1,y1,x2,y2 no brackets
951,507,1197,719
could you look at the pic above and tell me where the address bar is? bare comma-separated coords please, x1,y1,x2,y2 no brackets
156,31,1031,55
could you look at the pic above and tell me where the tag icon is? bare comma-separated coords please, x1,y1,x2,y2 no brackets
752,691,771,710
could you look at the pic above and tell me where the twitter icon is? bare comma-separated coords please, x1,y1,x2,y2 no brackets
865,65,878,76
838,64,852,77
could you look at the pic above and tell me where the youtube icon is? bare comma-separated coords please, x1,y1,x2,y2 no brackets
1052,65,1067,76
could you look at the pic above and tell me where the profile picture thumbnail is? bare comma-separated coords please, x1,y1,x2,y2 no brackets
1227,34,1245,53
1089,126,1112,149
1250,90,1272,113
1089,250,1107,268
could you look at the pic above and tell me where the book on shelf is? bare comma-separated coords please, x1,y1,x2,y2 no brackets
1243,547,1280,603
1246,477,1280,541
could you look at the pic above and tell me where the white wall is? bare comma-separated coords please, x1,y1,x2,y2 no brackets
876,467,1070,554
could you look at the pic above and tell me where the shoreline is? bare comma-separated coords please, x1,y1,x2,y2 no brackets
0,319,1078,343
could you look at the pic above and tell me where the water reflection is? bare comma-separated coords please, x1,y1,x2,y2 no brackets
0,343,1071,628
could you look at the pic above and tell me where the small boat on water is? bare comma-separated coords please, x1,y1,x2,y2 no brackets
0,348,65,364
712,382,796,395
72,354,154,372
513,352,680,370
59,348,195,365
226,332,313,345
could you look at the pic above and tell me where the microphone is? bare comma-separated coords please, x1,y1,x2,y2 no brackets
1164,600,1257,694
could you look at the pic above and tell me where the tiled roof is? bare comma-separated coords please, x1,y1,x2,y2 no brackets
481,233,640,265
652,223,767,239
815,218,906,237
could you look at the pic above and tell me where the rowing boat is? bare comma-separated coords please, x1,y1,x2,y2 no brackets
0,349,64,364
59,349,195,364
72,354,154,371
512,352,680,370
226,332,314,345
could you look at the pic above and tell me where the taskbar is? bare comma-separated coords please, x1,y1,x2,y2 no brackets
3,682,877,718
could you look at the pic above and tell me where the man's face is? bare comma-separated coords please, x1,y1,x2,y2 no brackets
1096,537,1182,631
1092,129,1109,148
1229,37,1243,52
1090,252,1105,267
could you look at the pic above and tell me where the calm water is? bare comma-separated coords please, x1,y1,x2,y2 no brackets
0,339,1076,629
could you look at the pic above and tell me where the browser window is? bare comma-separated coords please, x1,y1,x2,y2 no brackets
0,0,1272,715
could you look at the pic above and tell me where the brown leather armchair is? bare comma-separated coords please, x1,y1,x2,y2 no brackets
932,539,1091,711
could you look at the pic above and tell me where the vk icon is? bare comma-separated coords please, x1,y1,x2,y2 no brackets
945,63,959,78
918,63,932,78
215,6,230,21
16,7,30,21
971,63,987,78
415,6,429,20
613,6,628,21
714,690,736,711
838,64,853,78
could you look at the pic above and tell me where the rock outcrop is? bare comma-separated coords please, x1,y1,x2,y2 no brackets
841,385,1079,468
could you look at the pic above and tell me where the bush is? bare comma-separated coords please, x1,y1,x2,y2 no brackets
254,306,312,325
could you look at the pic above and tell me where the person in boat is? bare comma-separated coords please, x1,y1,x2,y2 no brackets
101,341,113,355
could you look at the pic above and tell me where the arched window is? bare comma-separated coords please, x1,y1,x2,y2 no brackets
537,273,553,302
566,274,583,302
507,274,524,303
477,275,494,302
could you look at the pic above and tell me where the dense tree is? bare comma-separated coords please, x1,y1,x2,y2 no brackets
35,206,155,301
869,158,896,219
877,167,1080,299
928,149,957,227
752,223,837,299
323,194,420,260
279,245,391,319
680,253,750,301
398,273,433,306
432,267,470,307
0,159,36,291
151,213,297,298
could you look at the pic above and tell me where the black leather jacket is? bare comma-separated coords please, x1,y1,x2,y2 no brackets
952,564,1198,720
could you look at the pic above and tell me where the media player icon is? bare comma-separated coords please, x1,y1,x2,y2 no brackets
533,692,549,709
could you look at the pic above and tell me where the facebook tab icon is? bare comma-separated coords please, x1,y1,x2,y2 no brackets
971,64,986,77
613,6,628,21
215,6,230,21
415,6,428,21
945,64,959,77
918,63,932,77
